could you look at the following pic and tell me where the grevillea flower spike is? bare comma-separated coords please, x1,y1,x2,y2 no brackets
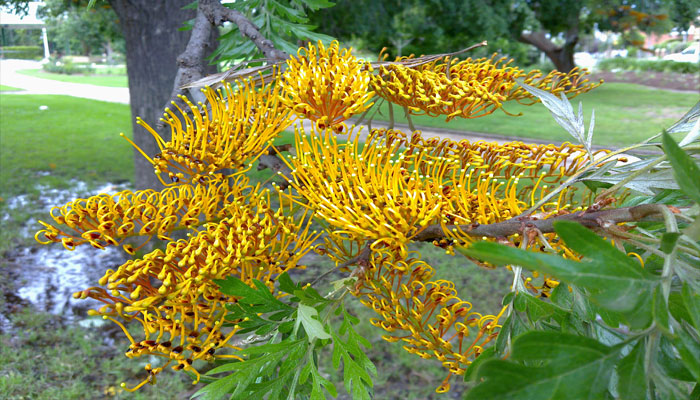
125,73,291,186
280,40,375,133
371,54,601,120
74,186,319,390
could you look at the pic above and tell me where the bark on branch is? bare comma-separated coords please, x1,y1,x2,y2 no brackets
413,204,676,242
202,0,289,62
164,0,289,116
518,25,579,73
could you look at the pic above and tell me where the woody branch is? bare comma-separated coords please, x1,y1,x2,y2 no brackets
413,204,678,241
164,0,289,112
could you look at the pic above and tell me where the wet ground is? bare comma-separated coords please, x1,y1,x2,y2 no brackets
0,180,131,331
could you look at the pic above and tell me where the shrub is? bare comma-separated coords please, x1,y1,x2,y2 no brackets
598,57,700,74
42,59,95,75
34,40,700,399
0,45,42,60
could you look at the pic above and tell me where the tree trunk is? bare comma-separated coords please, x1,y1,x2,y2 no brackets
519,27,579,73
109,0,218,190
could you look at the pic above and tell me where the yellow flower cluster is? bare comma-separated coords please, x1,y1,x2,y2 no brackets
130,74,291,186
35,40,611,394
281,125,446,254
35,176,249,254
280,41,375,132
370,54,601,120
73,186,318,390
283,125,604,255
356,247,506,393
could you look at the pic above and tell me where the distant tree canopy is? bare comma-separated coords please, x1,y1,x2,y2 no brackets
310,0,700,71
37,0,124,57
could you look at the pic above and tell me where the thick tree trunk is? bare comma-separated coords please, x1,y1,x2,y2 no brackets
109,0,218,190
519,27,579,73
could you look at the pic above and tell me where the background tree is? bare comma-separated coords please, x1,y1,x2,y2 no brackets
310,0,528,62
107,0,218,190
38,0,124,58
311,0,700,71
0,0,215,190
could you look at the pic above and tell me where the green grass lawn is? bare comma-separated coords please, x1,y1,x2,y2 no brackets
0,95,133,198
0,95,133,252
0,84,22,91
371,82,696,147
17,68,128,88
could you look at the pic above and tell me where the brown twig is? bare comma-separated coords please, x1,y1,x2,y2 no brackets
205,2,288,62
413,204,677,242
184,40,489,91
161,3,215,123
309,243,372,286
164,0,290,116
257,153,292,191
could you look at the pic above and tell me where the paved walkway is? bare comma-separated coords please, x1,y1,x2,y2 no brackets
0,59,129,104
1,59,645,155
0,59,516,144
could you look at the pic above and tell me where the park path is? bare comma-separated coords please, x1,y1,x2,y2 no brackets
0,59,130,104
0,58,636,152
0,59,521,144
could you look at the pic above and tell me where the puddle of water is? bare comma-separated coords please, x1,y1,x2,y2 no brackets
9,245,127,315
1,179,131,318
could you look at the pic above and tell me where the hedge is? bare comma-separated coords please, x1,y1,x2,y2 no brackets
42,60,95,75
0,46,43,60
597,57,699,74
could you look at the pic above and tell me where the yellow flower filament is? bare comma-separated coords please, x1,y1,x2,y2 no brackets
280,40,375,132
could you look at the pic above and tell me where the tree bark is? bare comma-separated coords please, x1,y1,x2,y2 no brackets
108,0,218,190
519,26,579,73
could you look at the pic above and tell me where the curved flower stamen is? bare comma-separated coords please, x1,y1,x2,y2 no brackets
280,40,375,132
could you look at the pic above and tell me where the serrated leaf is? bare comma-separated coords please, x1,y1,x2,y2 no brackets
297,304,331,342
616,341,646,400
661,232,682,254
657,336,696,381
195,351,285,399
663,131,700,204
653,286,671,334
494,314,512,354
682,284,700,330
550,284,573,308
674,324,700,380
502,291,515,306
515,292,566,323
192,371,239,400
466,331,620,400
235,339,305,357
462,223,658,329
518,82,592,154
299,0,336,11
583,179,613,193
309,356,338,399
330,309,375,400
216,276,287,309
278,272,301,295
581,169,679,195
669,291,693,324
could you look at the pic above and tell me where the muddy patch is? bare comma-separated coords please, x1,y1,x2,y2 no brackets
1,180,131,325
3,245,127,315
